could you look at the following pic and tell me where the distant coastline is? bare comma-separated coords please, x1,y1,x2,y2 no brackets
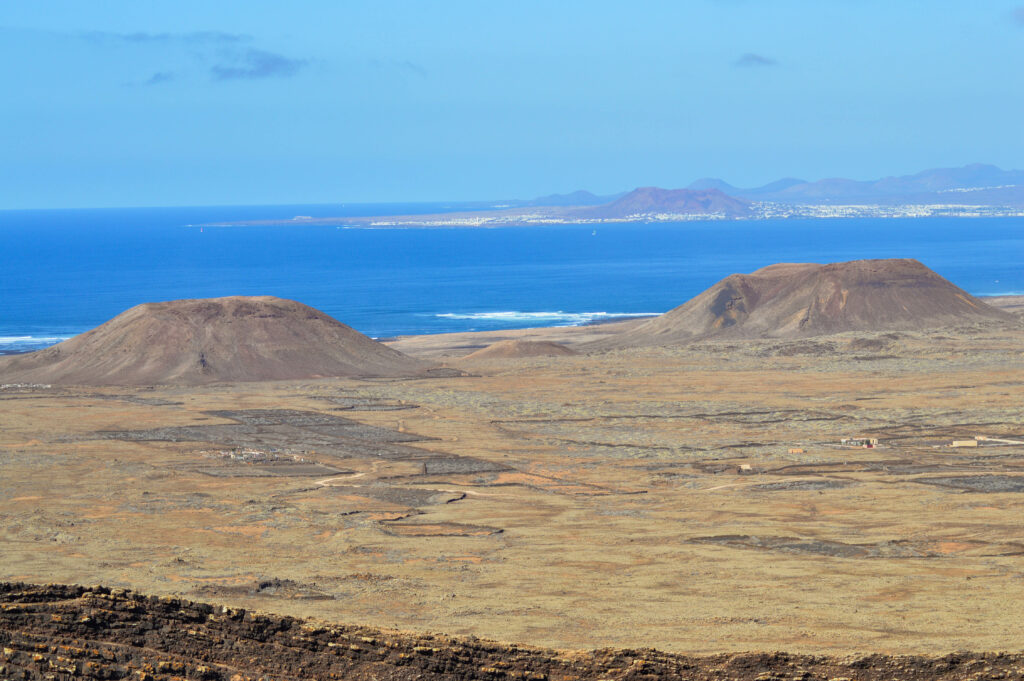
3,207,1020,354
201,163,1024,229
202,201,1024,229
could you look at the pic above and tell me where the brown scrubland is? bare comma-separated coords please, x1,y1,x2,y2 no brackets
1,261,1023,678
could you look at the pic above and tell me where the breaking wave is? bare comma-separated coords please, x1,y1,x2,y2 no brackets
434,311,659,326
0,335,74,353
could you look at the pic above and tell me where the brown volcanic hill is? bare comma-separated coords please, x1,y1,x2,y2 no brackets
577,187,751,219
0,296,428,385
460,339,579,361
592,259,1013,348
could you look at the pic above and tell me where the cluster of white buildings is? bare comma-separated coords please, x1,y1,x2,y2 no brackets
353,202,1024,228
752,202,1024,219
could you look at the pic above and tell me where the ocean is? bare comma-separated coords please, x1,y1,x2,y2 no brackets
1,204,1022,353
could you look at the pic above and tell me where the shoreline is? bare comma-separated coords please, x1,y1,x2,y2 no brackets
2,297,1020,357
200,205,1024,229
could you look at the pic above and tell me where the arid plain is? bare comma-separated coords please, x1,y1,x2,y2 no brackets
3,295,1023,655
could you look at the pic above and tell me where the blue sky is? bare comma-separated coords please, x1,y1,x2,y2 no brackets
2,1,1023,208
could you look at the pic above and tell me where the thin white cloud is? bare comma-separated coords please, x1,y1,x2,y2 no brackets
80,30,250,45
210,49,308,81
734,52,777,67
143,71,175,86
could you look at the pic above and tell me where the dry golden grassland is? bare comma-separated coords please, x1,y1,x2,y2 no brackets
2,323,1023,654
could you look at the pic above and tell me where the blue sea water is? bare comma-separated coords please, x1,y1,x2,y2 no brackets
1,204,1022,353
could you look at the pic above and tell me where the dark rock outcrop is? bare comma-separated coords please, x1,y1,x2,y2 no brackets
2,583,1023,681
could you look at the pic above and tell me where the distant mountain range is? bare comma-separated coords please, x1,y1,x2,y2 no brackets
502,189,625,208
683,163,1024,206
573,187,751,218
215,163,1024,229
520,163,1024,210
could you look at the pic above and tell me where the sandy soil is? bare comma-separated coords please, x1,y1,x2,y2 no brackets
2,315,1023,655
984,295,1024,314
